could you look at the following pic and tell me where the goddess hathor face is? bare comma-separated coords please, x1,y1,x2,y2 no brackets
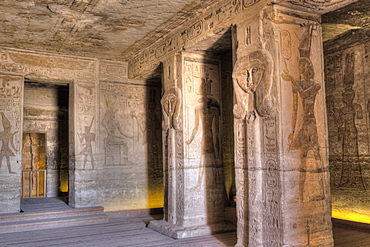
235,59,264,92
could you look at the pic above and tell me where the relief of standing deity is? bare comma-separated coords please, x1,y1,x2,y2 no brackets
329,53,366,189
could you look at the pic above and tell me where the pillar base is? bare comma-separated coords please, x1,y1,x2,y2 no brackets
148,220,236,239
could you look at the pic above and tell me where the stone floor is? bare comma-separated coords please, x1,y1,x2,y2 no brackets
0,198,369,246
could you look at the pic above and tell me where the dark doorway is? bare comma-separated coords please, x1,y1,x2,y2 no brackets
23,82,69,198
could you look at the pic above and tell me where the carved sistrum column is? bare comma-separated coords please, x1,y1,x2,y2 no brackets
148,53,234,238
233,4,334,247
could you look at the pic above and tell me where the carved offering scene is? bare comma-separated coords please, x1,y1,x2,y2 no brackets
325,30,370,224
99,81,162,211
279,23,328,204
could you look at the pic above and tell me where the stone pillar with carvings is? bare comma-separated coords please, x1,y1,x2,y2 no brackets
148,53,234,238
0,73,23,213
69,80,99,208
233,3,334,247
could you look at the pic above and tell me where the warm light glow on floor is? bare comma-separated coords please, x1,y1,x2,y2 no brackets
332,208,370,224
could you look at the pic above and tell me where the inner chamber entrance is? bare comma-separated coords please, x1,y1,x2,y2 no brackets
21,133,46,198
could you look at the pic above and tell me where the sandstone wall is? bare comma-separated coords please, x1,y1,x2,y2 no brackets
325,29,370,222
0,47,163,212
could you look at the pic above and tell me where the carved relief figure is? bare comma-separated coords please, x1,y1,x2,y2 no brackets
186,96,221,178
103,96,133,165
185,64,221,190
78,117,95,169
0,112,17,174
281,57,323,200
233,50,274,121
337,89,365,189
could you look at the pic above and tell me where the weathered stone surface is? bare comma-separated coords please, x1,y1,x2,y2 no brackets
99,80,163,211
148,52,235,238
0,74,23,213
0,0,220,61
325,29,370,224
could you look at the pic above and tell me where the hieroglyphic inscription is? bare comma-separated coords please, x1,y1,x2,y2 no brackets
234,120,248,246
129,0,262,78
281,30,291,60
262,118,282,246
99,61,128,82
175,130,185,225
245,26,252,46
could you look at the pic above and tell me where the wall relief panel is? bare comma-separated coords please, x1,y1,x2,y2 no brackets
325,33,370,223
99,81,162,211
0,49,97,81
0,74,23,213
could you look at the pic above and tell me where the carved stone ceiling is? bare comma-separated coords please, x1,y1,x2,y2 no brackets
0,0,369,61
322,0,370,42
0,0,216,61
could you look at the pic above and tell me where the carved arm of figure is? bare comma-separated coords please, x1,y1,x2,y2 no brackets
186,107,200,145
117,124,133,139
10,131,18,152
281,72,299,142
355,103,363,119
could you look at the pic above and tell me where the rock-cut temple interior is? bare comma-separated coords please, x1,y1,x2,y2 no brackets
1,0,370,246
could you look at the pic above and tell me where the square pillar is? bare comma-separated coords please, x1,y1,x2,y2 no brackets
69,81,99,208
148,52,234,238
0,73,23,213
233,5,333,246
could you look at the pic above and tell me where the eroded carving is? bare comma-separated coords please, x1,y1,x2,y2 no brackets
186,96,221,189
282,56,324,200
333,53,365,189
78,117,96,169
0,112,17,174
161,87,182,130
103,95,134,166
233,50,274,120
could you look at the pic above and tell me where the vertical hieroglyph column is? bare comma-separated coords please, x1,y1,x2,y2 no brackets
233,4,333,246
149,52,234,238
69,80,99,208
0,73,23,213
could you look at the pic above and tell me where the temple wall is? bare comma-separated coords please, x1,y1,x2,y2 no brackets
325,30,370,223
0,47,163,212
